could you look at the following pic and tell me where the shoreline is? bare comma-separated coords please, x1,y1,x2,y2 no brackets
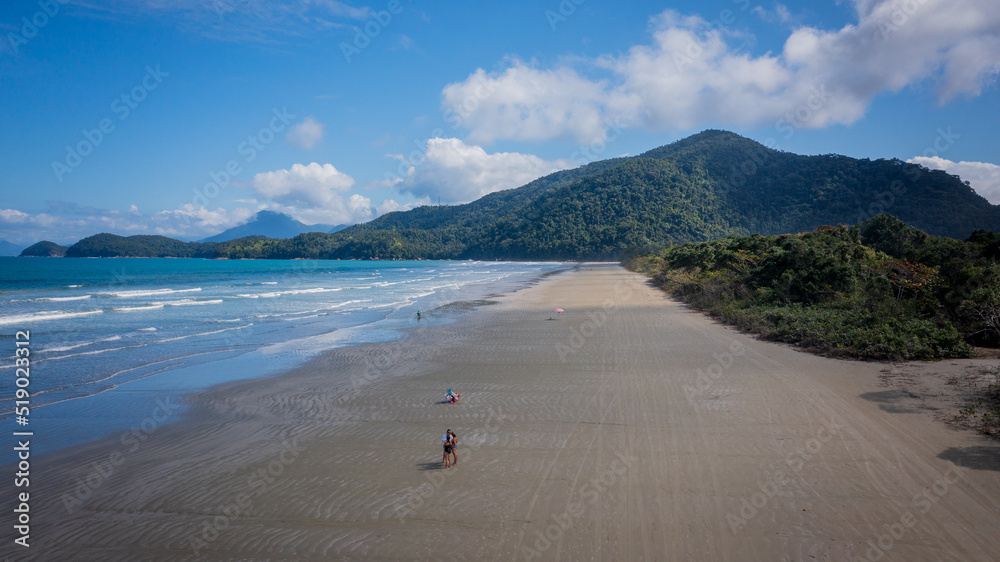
13,261,569,458
5,263,1000,560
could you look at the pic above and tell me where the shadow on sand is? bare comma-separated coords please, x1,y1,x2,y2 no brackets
938,446,1000,472
417,461,447,471
858,390,924,414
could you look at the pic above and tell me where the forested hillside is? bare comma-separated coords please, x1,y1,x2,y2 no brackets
59,131,1000,260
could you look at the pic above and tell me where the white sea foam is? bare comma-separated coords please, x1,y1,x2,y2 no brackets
163,299,223,307
158,323,253,343
43,335,122,353
0,309,103,326
35,295,93,302
45,345,141,361
100,287,202,298
237,287,341,299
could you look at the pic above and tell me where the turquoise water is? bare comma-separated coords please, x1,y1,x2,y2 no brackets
0,258,562,455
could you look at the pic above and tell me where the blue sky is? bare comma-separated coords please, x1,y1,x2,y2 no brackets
1,0,998,245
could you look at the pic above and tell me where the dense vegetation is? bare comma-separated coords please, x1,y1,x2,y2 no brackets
65,234,218,258
20,240,68,257
626,215,1000,360
55,130,999,260
200,130,1000,260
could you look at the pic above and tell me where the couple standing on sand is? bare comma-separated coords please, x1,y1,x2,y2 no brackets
442,429,458,468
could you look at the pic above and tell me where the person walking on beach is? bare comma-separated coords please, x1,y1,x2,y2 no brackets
442,429,453,468
449,431,458,466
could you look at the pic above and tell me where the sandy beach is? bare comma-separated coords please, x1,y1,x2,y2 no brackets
6,263,1000,561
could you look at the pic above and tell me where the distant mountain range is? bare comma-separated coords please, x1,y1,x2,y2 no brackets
0,240,25,256
198,210,349,243
37,130,1000,260
14,211,349,257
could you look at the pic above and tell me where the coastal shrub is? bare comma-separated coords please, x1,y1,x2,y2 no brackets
629,216,993,360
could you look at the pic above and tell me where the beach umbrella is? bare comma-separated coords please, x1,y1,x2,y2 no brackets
553,308,564,313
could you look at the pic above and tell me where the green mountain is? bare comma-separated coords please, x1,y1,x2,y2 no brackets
64,131,1000,260
66,234,218,258
20,241,68,257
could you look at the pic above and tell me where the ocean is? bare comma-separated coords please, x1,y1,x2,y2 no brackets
0,258,563,456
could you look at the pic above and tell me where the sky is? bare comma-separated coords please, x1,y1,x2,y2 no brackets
1,0,999,246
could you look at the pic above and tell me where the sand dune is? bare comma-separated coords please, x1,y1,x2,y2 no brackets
6,263,1000,561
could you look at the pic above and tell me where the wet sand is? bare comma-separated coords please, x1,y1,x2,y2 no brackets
6,263,1000,561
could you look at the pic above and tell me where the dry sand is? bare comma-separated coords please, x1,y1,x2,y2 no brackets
6,263,1000,561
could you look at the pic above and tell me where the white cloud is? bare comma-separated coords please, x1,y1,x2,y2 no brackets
251,162,355,205
265,197,372,226
907,156,1000,204
0,203,257,245
442,64,614,144
443,0,1000,143
287,116,325,149
250,162,375,224
753,3,792,24
376,198,421,215
390,138,574,204
0,160,399,244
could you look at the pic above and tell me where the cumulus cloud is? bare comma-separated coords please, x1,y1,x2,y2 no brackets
0,203,256,245
388,138,574,204
252,162,355,204
287,116,325,149
376,199,421,215
264,197,372,226
907,156,1000,204
250,162,375,224
443,0,1000,143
